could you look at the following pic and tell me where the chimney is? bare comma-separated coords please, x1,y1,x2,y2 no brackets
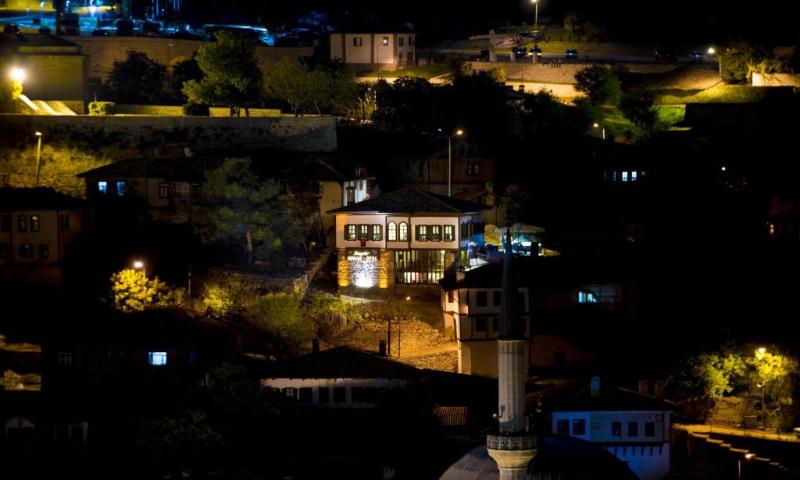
312,338,320,354
638,379,649,395
654,380,666,400
378,339,387,356
590,376,600,397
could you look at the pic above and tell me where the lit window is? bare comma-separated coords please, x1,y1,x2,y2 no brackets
621,171,629,182
97,181,107,194
416,225,428,242
630,171,637,182
444,225,454,242
116,181,126,196
382,36,389,46
371,224,382,241
358,224,369,240
388,222,397,241
30,215,40,232
430,225,442,242
399,222,408,241
353,37,362,47
578,291,597,303
148,351,167,366
345,224,356,241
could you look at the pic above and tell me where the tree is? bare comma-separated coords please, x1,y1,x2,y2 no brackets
105,51,167,104
372,77,438,133
619,90,658,133
187,158,304,265
575,65,622,106
110,268,173,312
183,32,263,116
718,42,782,84
250,292,313,351
166,56,203,104
262,57,348,116
136,409,224,474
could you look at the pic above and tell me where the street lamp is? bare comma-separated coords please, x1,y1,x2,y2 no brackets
34,131,42,186
738,452,756,480
424,129,465,197
593,122,606,141
708,47,722,80
132,260,146,278
9,67,26,84
531,0,539,39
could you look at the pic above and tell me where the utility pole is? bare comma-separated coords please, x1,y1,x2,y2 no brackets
34,131,42,186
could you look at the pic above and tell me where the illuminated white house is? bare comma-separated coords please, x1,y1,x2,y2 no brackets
330,31,416,70
329,187,487,291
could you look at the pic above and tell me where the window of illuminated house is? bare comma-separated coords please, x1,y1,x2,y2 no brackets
148,351,167,366
573,419,586,435
318,387,330,403
431,225,442,241
39,243,49,259
621,171,629,182
388,222,397,241
116,181,126,196
345,224,357,241
97,181,107,194
394,250,446,284
578,291,597,303
358,224,370,240
416,225,428,242
30,215,40,232
444,225,454,242
630,171,638,182
371,224,382,241
399,222,408,241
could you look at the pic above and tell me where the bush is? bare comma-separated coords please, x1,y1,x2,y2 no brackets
201,283,236,317
110,268,174,312
250,292,313,345
183,102,210,116
88,101,116,116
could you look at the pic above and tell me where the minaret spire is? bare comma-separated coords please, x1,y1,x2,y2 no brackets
486,229,536,479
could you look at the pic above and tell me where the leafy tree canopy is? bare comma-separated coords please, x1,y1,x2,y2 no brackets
575,65,622,106
110,268,175,312
105,51,167,104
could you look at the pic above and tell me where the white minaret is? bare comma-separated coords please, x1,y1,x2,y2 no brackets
486,231,536,480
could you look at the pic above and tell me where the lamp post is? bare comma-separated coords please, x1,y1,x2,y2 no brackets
708,47,722,80
34,131,42,186
738,452,756,480
133,260,146,278
423,129,464,197
593,122,606,141
531,0,539,39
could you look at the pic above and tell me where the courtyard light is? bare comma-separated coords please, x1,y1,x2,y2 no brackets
9,67,26,84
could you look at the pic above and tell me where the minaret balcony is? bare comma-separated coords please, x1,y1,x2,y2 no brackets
486,432,537,451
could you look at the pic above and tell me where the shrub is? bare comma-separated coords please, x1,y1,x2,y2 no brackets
250,291,313,345
110,268,172,312
201,283,236,317
88,101,116,116
183,102,210,116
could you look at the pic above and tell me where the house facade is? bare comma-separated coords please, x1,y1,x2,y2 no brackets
329,187,486,291
330,32,416,70
0,188,91,285
547,379,675,480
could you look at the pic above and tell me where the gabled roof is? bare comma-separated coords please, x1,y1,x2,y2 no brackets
77,158,222,182
0,187,89,211
328,187,487,215
257,346,423,380
546,382,677,412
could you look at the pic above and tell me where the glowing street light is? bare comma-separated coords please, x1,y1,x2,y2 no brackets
132,260,146,277
531,0,540,38
424,128,465,197
756,346,767,359
593,122,606,141
708,46,722,80
34,131,43,186
9,67,26,84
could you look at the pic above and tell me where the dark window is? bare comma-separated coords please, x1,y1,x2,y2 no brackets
358,224,369,240
0,214,9,232
447,290,454,303
299,387,312,403
491,317,499,331
611,421,622,436
407,52,414,62
353,37,362,47
57,351,73,366
398,36,404,47
556,419,569,435
573,419,586,435
283,387,297,399
493,290,502,306
518,291,527,313
476,291,488,306
431,225,442,242
399,222,409,241
188,351,197,364
345,224,356,241
371,224,382,241
17,215,27,232
352,387,378,403
318,387,330,403
416,225,428,242
554,352,566,367
628,422,639,437
19,243,33,258
333,387,347,403
644,421,655,437
39,243,49,259
444,225,455,242
0,244,8,259
467,163,480,175
159,183,175,199
59,214,69,232
475,317,487,332
30,215,40,232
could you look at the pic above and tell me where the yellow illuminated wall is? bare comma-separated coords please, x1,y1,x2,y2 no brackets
378,249,392,289
337,248,349,287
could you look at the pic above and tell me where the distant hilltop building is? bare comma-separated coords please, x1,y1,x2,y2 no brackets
330,29,416,71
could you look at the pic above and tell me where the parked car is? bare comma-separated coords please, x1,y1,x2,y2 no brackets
512,46,527,58
141,21,161,37
531,47,543,57
3,23,20,34
655,49,677,62
91,28,110,36
38,25,52,34
565,49,578,59
116,19,134,36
